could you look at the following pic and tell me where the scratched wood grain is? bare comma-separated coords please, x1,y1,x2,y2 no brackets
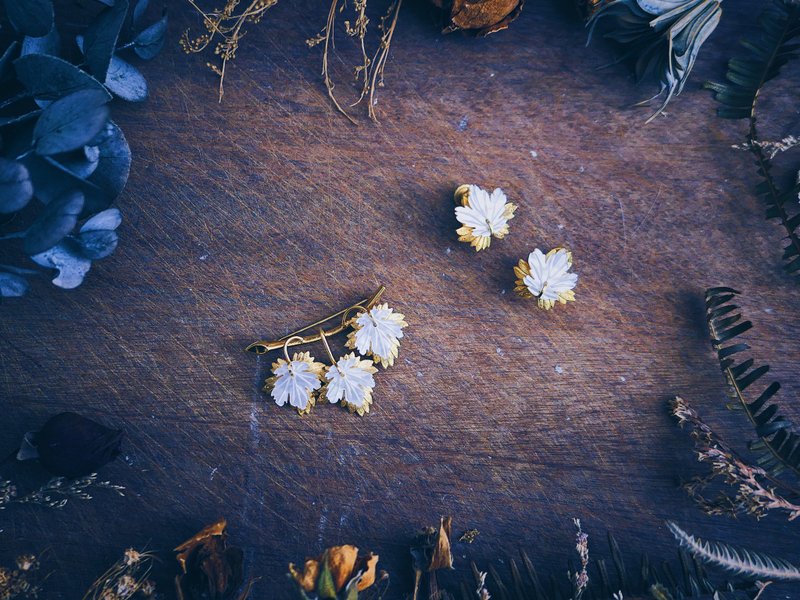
1,0,800,598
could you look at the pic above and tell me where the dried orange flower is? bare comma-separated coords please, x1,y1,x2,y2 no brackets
289,545,381,598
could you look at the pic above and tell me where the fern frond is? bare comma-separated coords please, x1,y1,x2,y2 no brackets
667,522,800,581
705,287,800,479
705,0,800,121
705,0,800,275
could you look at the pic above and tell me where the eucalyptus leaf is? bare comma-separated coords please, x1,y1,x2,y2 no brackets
30,240,91,289
15,54,111,102
76,229,118,259
0,272,29,297
21,27,60,57
33,89,110,156
0,42,20,80
0,158,33,214
84,121,131,213
3,0,54,37
132,0,150,30
24,190,85,255
81,207,122,232
104,55,148,101
83,0,129,81
133,14,167,60
23,154,109,213
53,145,101,179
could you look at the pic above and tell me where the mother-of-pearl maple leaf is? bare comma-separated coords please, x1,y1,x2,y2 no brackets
347,303,408,368
455,184,516,251
514,248,578,309
324,353,378,415
265,351,324,413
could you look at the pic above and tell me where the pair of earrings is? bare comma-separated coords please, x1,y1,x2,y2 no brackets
454,184,579,310
246,286,407,416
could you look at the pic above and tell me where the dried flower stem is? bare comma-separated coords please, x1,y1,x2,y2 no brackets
672,396,800,520
0,475,124,510
83,549,156,600
182,0,279,102
571,518,589,600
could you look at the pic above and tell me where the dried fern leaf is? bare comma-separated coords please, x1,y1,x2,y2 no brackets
705,287,800,479
667,521,800,581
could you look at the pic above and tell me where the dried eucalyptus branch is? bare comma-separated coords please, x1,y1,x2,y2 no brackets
181,0,279,102
672,396,800,521
0,474,125,510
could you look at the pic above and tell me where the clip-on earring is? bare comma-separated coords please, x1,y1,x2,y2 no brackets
514,247,578,310
454,184,516,251
246,286,407,415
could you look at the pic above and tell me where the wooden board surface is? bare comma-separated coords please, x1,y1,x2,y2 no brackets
2,0,800,597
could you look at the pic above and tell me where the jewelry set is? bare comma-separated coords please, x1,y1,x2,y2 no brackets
247,184,578,416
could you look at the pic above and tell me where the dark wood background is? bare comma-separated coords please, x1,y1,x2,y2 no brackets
2,0,799,597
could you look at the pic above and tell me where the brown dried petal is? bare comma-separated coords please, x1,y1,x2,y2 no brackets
430,517,453,570
411,516,454,573
354,553,379,591
288,559,320,593
326,545,359,592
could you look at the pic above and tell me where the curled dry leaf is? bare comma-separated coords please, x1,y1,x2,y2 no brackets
17,411,123,478
175,519,252,600
289,544,380,599
411,516,454,573
431,0,524,36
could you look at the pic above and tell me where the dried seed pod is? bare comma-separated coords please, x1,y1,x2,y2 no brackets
175,519,250,600
432,0,524,36
289,545,380,599
19,412,123,478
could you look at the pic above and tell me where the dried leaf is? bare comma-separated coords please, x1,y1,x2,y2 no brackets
412,517,454,573
23,190,84,254
22,412,123,478
0,158,33,214
83,0,129,81
32,89,110,156
440,0,524,35
290,545,381,599
3,0,54,37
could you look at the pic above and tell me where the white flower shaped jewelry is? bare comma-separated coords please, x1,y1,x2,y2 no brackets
514,248,578,309
246,286,406,416
346,303,408,368
454,184,517,251
323,352,378,416
265,345,325,415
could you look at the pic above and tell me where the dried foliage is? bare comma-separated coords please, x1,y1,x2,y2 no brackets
705,0,800,277
668,522,800,582
704,287,800,479
0,474,124,509
411,516,453,600
588,0,722,123
0,0,165,298
181,0,278,102
83,549,156,600
307,0,403,122
672,396,800,521
431,0,525,36
289,544,384,600
0,554,43,599
174,519,254,600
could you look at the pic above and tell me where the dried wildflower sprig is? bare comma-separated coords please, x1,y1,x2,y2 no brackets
672,396,800,521
570,519,589,600
0,554,43,599
181,0,279,102
0,474,125,510
307,0,403,122
83,549,156,600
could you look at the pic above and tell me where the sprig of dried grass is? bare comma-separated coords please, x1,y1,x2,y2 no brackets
308,0,403,122
181,0,279,102
672,396,800,521
0,474,125,510
83,549,156,600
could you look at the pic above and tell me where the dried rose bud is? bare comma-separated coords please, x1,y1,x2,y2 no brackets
431,0,524,36
175,519,250,600
289,545,380,599
19,412,123,478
